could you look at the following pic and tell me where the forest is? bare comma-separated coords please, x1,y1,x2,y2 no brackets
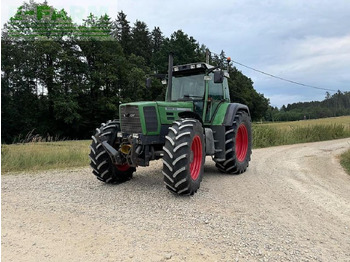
1,1,349,143
265,91,350,122
1,1,270,143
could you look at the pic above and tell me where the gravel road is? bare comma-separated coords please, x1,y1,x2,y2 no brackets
2,138,350,262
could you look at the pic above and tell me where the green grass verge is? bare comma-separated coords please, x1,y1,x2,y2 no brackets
2,116,350,173
1,140,90,173
340,149,350,175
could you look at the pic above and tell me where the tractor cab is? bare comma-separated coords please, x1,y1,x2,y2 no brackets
166,62,230,123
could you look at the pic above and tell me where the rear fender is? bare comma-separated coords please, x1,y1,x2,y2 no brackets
223,103,250,126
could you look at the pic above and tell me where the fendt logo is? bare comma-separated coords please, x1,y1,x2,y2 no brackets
123,113,136,118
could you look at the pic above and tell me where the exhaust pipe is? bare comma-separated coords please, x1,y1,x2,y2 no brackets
167,52,174,101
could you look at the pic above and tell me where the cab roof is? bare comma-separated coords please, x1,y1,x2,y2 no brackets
172,62,214,75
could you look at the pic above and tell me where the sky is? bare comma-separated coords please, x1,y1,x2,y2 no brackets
2,0,350,107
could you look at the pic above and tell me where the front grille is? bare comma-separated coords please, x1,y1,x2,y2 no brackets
120,105,142,134
143,106,158,132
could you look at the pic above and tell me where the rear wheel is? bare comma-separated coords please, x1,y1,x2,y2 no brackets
89,120,135,183
162,119,205,195
215,111,252,174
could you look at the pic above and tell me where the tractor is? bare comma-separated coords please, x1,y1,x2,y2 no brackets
89,54,252,195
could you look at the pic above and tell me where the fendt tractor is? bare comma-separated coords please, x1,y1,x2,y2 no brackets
89,54,252,195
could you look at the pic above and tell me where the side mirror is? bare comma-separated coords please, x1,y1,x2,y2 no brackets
214,70,224,83
146,78,152,89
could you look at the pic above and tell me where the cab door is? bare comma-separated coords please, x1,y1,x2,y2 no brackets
205,76,226,122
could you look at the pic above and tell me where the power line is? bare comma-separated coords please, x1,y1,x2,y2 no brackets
209,51,339,92
230,59,338,92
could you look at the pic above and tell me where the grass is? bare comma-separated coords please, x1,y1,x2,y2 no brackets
259,116,350,129
1,140,90,173
2,116,350,173
340,149,350,175
253,116,350,148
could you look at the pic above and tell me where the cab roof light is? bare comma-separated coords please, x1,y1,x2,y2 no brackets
172,62,213,72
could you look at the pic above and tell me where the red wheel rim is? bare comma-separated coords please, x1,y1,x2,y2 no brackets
190,135,202,180
236,124,248,162
116,163,129,172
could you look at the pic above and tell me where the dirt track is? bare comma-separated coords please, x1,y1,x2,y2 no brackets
2,138,350,261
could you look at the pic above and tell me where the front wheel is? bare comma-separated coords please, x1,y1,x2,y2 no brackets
162,119,205,195
89,120,136,183
215,111,252,174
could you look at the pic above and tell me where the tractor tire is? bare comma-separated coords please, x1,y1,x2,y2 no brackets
89,120,135,183
215,111,252,174
162,119,205,195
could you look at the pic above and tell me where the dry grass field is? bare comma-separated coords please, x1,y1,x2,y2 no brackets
1,140,90,173
253,116,350,148
259,115,350,130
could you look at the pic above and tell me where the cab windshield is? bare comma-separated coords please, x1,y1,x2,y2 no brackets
171,74,205,101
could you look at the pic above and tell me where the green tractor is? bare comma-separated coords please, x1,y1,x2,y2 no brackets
89,54,252,195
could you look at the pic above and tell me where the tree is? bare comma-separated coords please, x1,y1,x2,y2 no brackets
112,11,132,55
1,1,78,142
227,66,269,120
151,26,163,54
131,20,152,63
76,13,126,135
152,29,203,73
2,2,272,142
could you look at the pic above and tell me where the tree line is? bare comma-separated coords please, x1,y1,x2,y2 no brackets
1,1,269,143
265,91,350,122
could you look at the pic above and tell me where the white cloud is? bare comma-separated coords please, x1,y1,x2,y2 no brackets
257,35,350,89
1,0,350,107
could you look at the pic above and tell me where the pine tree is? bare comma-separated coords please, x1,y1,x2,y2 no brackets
112,11,132,55
151,26,163,53
131,20,152,63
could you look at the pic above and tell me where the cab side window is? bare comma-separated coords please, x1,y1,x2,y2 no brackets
208,77,224,100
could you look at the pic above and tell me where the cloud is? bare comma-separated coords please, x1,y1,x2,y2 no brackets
254,35,350,94
267,94,306,108
2,0,350,107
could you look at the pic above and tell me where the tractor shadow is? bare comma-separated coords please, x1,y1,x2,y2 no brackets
203,159,234,178
203,165,226,176
95,160,235,197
